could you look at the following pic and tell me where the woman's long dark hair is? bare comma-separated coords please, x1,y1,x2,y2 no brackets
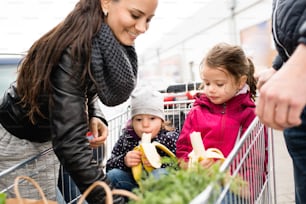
17,0,105,123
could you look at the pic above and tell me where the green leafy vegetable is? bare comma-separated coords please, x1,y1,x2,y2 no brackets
129,157,225,204
0,193,6,204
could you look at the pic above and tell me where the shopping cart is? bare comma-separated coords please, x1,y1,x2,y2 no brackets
0,99,276,204
190,117,276,204
105,100,276,204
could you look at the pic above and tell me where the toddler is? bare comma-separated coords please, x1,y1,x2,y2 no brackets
106,86,179,191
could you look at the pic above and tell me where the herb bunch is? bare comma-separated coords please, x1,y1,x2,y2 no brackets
129,157,225,204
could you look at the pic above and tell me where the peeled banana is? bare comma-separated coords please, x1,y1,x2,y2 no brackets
188,131,225,168
131,133,175,183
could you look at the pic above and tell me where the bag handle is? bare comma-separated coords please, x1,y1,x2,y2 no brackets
77,181,140,204
13,176,49,204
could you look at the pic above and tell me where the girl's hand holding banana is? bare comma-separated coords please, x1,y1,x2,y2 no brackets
188,132,225,169
199,158,215,169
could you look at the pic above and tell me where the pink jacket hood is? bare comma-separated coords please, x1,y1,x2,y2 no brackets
176,92,256,162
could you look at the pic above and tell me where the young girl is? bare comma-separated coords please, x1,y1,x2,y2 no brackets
106,86,179,191
176,43,260,201
176,42,257,166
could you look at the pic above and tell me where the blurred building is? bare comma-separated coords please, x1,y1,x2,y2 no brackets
136,0,275,88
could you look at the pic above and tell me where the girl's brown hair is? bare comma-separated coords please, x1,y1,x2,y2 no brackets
200,43,257,101
16,0,107,123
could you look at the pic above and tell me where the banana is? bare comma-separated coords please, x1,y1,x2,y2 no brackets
131,146,144,182
188,131,225,168
131,133,175,183
152,141,175,158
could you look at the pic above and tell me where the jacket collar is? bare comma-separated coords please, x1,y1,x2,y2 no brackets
194,92,255,114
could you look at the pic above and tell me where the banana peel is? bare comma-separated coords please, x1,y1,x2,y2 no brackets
188,131,225,168
132,133,175,183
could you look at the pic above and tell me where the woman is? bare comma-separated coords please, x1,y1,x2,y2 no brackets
0,0,158,203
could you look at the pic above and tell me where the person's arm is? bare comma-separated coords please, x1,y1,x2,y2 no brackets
272,54,284,71
87,94,107,125
50,50,115,203
175,111,195,165
106,134,132,172
256,38,306,129
156,129,180,156
87,94,108,148
255,56,280,89
88,117,108,148
87,87,108,148
298,21,306,45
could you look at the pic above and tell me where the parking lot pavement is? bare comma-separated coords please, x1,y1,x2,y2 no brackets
273,130,295,203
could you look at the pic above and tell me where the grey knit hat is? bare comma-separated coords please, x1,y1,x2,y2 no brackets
131,86,165,121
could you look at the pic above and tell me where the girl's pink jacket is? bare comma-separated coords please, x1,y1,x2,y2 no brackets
176,92,256,162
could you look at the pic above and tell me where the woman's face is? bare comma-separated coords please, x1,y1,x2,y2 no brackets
102,0,158,46
132,114,162,139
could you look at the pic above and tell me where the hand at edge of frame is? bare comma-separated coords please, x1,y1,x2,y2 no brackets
256,44,306,130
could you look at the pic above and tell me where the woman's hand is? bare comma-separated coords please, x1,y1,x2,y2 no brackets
88,117,108,148
125,150,142,168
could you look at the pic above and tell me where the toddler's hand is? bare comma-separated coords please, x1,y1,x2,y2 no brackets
142,156,152,167
125,150,142,168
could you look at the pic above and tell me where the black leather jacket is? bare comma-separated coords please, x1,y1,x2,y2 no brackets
0,49,124,203
272,0,306,69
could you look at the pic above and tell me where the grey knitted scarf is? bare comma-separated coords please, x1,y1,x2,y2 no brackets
91,23,138,106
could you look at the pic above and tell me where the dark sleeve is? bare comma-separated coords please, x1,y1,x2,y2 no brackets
87,94,108,125
272,54,283,70
176,110,195,162
157,129,180,156
49,50,112,203
241,108,256,135
298,21,306,45
106,134,133,172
